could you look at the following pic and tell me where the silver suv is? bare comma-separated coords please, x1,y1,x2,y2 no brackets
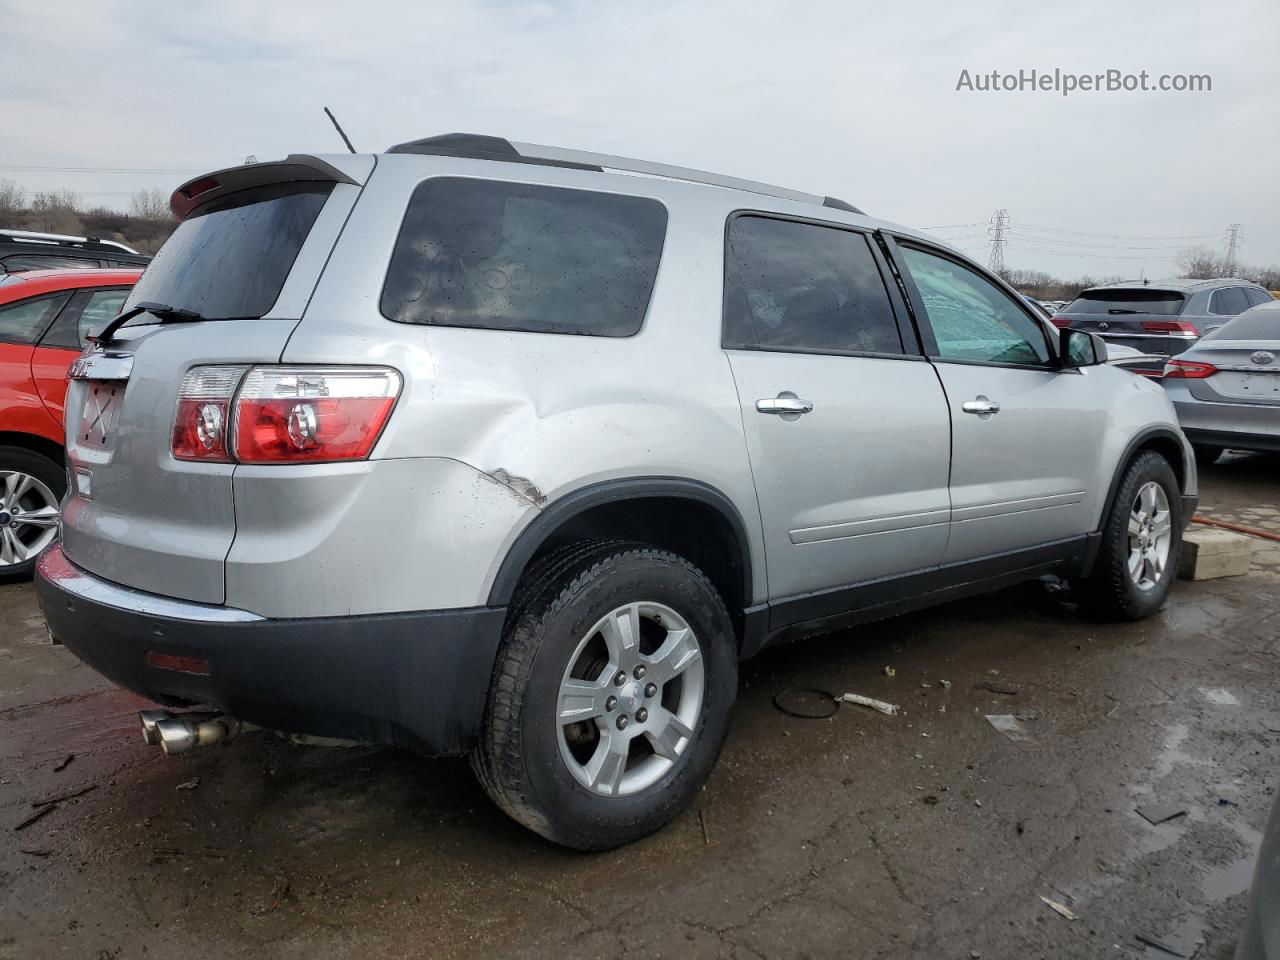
36,135,1198,850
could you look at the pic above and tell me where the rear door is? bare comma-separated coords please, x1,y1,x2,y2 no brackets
0,292,71,434
31,287,132,426
60,161,371,603
724,214,952,606
888,238,1106,563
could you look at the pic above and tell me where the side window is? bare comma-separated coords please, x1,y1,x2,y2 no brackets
41,289,130,349
1245,288,1273,307
0,294,71,345
723,216,903,354
1210,287,1249,315
899,246,1051,365
381,178,668,337
1,254,100,272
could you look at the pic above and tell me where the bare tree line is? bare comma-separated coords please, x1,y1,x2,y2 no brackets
0,180,176,254
1000,246,1280,299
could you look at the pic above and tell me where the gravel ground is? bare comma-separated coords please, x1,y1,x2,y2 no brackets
1,452,1277,960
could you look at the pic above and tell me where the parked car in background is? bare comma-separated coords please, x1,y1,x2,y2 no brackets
1103,342,1166,377
35,137,1196,850
1053,278,1273,359
1021,294,1052,317
0,230,150,273
0,268,140,579
1161,300,1280,464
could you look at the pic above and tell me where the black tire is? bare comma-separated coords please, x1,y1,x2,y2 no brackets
1073,450,1183,620
1193,444,1224,467
0,446,65,584
472,541,737,851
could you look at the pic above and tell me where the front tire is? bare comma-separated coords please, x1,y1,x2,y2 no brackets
0,447,64,583
1074,450,1182,620
473,542,737,850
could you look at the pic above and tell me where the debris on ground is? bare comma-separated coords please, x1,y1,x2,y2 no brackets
985,715,1033,743
176,778,201,791
14,805,56,831
1135,931,1194,957
772,689,839,719
31,784,96,807
1198,687,1240,706
883,666,896,678
1039,895,1078,921
699,809,710,845
1013,708,1042,721
1135,803,1187,826
52,754,74,772
939,680,952,690
18,848,52,856
975,680,1021,696
840,693,899,716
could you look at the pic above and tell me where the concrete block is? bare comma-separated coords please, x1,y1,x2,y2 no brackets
1179,527,1255,580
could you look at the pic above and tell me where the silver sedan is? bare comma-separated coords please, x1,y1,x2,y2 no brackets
1161,301,1280,465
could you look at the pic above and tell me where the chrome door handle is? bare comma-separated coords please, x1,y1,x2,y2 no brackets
961,396,1001,417
756,394,814,416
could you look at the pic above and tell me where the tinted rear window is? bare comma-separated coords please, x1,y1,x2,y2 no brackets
1063,290,1186,316
381,178,667,337
1206,305,1280,341
125,182,332,321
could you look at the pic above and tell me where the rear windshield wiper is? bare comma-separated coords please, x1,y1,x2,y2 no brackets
1106,308,1143,315
87,301,206,346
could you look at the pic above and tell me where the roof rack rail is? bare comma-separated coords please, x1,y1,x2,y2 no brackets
0,229,139,254
386,133,865,216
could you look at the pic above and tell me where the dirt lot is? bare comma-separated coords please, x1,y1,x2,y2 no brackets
1,454,1277,960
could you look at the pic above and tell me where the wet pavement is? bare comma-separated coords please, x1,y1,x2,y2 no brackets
1,453,1277,960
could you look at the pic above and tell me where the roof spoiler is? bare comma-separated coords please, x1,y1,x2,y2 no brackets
169,155,359,221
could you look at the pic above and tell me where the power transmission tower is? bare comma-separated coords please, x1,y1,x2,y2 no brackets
988,209,1010,275
1224,223,1241,274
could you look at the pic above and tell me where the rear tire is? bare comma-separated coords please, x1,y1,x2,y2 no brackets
472,542,737,851
1073,451,1182,620
1193,444,1224,467
0,447,64,583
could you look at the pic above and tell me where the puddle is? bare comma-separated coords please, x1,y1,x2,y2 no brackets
1153,723,1214,780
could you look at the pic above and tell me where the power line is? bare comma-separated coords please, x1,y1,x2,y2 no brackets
1015,221,1216,241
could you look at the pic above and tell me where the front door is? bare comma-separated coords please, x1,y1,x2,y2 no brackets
889,239,1106,562
723,214,952,604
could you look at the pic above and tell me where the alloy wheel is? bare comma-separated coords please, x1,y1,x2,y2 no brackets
0,471,60,566
1127,480,1172,591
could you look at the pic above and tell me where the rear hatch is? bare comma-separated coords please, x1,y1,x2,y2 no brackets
1058,288,1193,356
60,156,372,603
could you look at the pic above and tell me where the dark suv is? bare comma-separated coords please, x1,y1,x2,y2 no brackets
0,230,151,274
1054,278,1273,358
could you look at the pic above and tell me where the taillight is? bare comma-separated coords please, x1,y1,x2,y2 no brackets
233,366,401,464
1050,316,1072,329
1162,358,1217,379
1141,320,1199,337
172,366,248,462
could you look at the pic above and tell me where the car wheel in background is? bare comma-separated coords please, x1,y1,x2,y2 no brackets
1073,450,1183,621
473,541,737,850
0,447,65,583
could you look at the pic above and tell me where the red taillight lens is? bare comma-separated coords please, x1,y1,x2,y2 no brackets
1050,316,1072,329
1162,359,1218,379
172,366,248,462
1141,320,1199,336
232,367,401,464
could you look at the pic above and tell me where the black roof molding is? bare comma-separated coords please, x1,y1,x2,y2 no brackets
387,134,603,172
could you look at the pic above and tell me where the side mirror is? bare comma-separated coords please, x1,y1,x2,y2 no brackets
1059,328,1106,368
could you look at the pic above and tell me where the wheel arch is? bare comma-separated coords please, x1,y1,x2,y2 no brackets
0,432,65,469
487,477,756,642
1089,427,1190,576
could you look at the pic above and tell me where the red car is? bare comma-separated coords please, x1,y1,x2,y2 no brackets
0,268,141,579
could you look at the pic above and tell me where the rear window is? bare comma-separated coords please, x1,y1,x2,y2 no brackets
1205,305,1280,341
125,182,332,321
381,178,667,337
1063,289,1186,316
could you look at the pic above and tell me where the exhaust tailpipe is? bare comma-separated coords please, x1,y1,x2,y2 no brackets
138,711,240,755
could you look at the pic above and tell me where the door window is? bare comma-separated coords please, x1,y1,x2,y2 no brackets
723,216,902,354
0,294,71,344
899,246,1051,365
1209,287,1250,315
41,288,131,349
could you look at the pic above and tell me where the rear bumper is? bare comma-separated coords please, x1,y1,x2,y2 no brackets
1170,394,1280,453
35,544,506,756
1181,427,1280,453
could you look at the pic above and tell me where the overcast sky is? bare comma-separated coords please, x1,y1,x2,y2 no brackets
2,0,1277,280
